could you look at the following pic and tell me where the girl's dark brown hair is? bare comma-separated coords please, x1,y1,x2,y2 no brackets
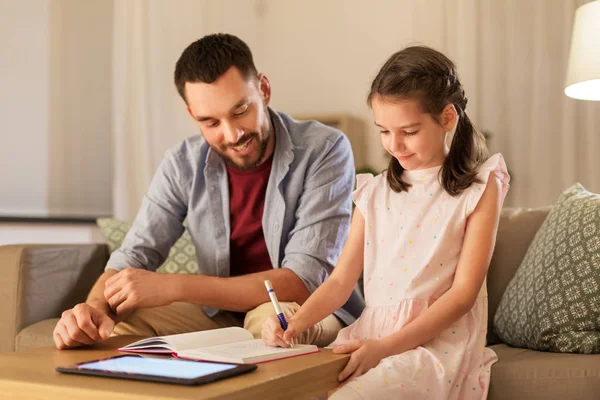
368,46,488,195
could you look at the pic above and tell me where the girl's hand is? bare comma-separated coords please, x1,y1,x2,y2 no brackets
261,315,290,347
333,339,389,382
261,315,308,347
281,319,303,345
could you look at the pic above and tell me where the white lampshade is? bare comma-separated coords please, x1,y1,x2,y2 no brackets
565,0,600,101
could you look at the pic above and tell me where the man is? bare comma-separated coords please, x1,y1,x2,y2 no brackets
53,33,364,350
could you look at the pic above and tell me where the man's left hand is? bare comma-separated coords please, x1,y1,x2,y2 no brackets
104,269,178,316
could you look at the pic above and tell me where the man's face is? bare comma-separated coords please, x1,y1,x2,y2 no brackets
185,67,274,170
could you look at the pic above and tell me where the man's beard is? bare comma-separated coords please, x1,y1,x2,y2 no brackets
216,125,272,171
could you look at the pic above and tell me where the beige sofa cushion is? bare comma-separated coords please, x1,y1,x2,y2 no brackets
489,344,600,399
16,318,59,351
487,207,551,344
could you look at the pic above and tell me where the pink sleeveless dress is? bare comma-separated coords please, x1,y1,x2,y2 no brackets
329,154,510,399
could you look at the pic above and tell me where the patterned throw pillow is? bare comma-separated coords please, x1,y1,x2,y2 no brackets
493,183,600,353
96,218,199,274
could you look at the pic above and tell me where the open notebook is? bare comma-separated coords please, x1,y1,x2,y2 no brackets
118,327,318,364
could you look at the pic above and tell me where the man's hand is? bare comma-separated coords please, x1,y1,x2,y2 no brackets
53,303,115,350
333,339,389,382
104,268,178,316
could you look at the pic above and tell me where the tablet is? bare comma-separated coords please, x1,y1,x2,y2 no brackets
56,354,257,386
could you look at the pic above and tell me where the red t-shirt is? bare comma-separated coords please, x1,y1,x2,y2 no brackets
225,155,274,276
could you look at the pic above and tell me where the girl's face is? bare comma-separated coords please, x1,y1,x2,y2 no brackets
371,95,456,171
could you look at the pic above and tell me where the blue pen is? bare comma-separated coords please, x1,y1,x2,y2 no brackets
264,280,288,330
265,280,295,347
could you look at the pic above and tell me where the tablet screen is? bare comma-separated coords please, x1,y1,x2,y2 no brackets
76,355,238,380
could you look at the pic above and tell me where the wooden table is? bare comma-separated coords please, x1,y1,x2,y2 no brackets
0,336,350,399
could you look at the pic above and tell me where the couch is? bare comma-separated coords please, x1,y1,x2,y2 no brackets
1,206,599,398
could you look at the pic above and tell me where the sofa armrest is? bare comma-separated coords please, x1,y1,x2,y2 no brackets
0,244,109,352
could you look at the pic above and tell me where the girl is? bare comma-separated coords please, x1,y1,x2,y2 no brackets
262,46,509,399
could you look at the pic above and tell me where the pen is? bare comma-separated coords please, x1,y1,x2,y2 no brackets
264,280,294,347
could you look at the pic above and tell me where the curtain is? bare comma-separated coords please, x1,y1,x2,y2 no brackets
111,0,600,216
417,0,600,206
111,0,211,219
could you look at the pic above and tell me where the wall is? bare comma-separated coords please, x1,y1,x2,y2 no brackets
48,0,114,217
0,0,113,218
2,0,599,222
0,222,103,246
209,0,600,207
0,0,51,216
213,0,478,173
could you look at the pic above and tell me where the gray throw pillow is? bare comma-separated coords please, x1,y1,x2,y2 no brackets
493,183,600,353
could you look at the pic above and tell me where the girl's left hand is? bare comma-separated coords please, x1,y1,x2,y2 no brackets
332,339,389,382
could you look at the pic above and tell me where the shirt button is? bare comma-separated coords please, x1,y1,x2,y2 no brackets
217,229,223,235
274,223,279,230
